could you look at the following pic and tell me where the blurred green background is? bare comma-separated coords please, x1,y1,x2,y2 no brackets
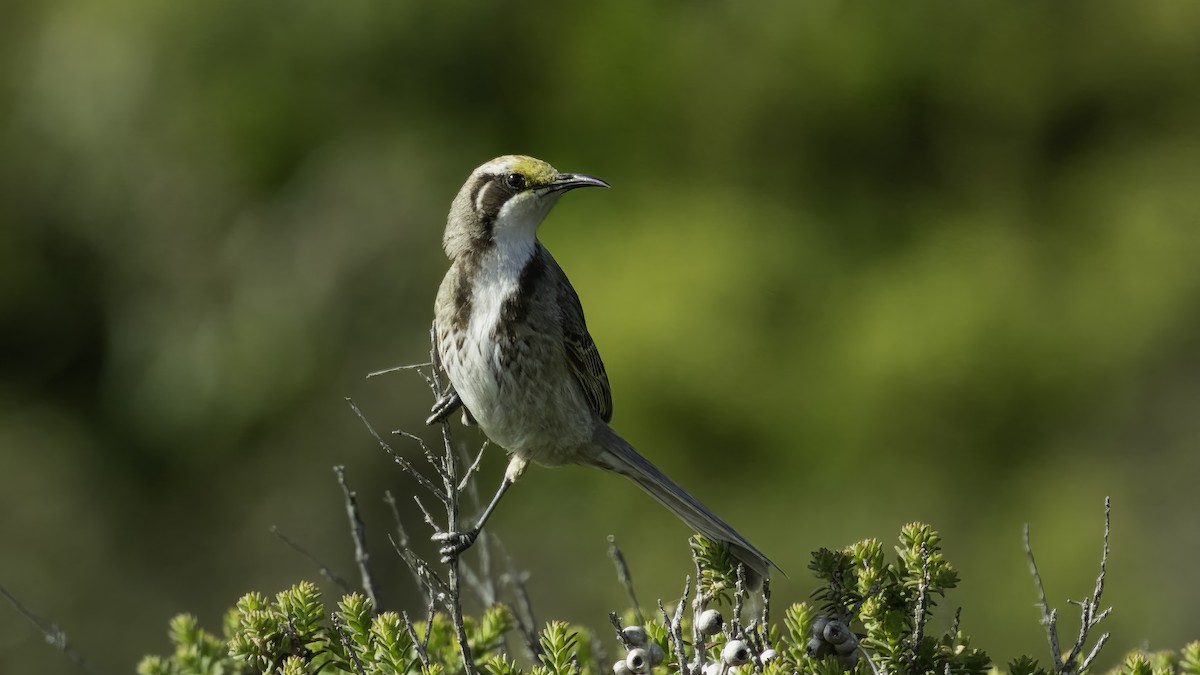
3,1,1199,672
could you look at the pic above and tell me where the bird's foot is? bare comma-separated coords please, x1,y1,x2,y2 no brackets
426,391,463,426
432,528,479,562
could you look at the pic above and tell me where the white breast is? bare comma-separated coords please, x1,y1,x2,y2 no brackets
442,236,536,439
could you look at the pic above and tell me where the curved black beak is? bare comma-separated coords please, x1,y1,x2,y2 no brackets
544,172,610,193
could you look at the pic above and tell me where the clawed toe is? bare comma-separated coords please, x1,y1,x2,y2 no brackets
432,529,479,562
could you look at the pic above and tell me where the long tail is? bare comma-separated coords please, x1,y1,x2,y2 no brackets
588,424,779,588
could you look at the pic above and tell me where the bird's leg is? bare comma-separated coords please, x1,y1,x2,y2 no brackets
433,474,514,562
433,457,527,562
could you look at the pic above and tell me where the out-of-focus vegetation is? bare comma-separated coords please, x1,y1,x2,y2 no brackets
2,1,1199,673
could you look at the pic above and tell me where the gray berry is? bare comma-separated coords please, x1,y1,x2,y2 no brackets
626,648,650,674
613,659,634,675
833,633,859,657
722,640,751,667
647,642,665,666
822,619,851,645
697,609,724,636
622,625,648,647
806,636,830,658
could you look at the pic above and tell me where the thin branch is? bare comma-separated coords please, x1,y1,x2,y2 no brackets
662,580,691,675
0,584,94,674
689,547,709,675
499,542,542,660
384,491,425,591
331,613,369,675
909,543,931,674
421,593,437,659
366,361,433,378
396,429,446,479
398,456,451,506
386,533,449,601
589,632,608,675
1025,497,1113,675
609,612,632,650
1074,497,1113,673
334,465,380,611
402,610,429,668
458,441,490,493
731,564,747,640
346,398,449,504
426,329,478,675
607,536,644,625
1024,522,1063,670
413,495,440,532
760,578,772,650
270,526,351,593
667,571,696,672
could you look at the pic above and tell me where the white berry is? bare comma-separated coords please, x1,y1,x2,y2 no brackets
722,640,751,667
697,609,724,636
613,659,634,675
760,649,779,663
622,625,648,647
626,648,650,674
647,642,664,666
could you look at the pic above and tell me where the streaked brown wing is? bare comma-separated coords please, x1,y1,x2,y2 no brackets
545,249,614,423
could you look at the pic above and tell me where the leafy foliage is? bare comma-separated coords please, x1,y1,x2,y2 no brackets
138,524,1195,675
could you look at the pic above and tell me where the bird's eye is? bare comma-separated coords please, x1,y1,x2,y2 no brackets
504,172,526,190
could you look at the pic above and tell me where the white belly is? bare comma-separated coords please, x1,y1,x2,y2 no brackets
438,248,594,463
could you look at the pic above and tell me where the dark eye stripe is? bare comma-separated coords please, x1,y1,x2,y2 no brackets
466,173,491,211
477,180,509,218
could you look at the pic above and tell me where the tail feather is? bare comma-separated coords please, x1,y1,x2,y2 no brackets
589,425,778,588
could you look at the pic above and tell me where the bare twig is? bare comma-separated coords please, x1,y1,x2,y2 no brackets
346,398,449,504
661,580,691,675
456,443,498,606
396,430,448,483
332,613,369,675
386,533,449,600
589,632,608,675
269,526,351,592
421,594,437,659
426,331,478,675
731,564,747,639
1073,497,1113,673
689,548,709,675
458,441,490,493
334,465,380,611
1025,497,1113,675
499,541,542,660
402,610,429,668
909,543,931,674
384,491,426,591
366,361,433,378
413,495,440,532
607,536,644,625
609,612,632,650
0,584,94,674
759,578,772,650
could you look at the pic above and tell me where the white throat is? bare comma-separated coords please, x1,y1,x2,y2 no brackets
466,197,554,340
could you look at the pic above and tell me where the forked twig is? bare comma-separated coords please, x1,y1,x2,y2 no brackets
1025,497,1112,675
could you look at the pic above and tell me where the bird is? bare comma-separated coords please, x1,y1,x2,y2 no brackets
427,155,777,586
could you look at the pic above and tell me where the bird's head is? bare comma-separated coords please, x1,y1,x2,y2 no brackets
443,155,608,260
